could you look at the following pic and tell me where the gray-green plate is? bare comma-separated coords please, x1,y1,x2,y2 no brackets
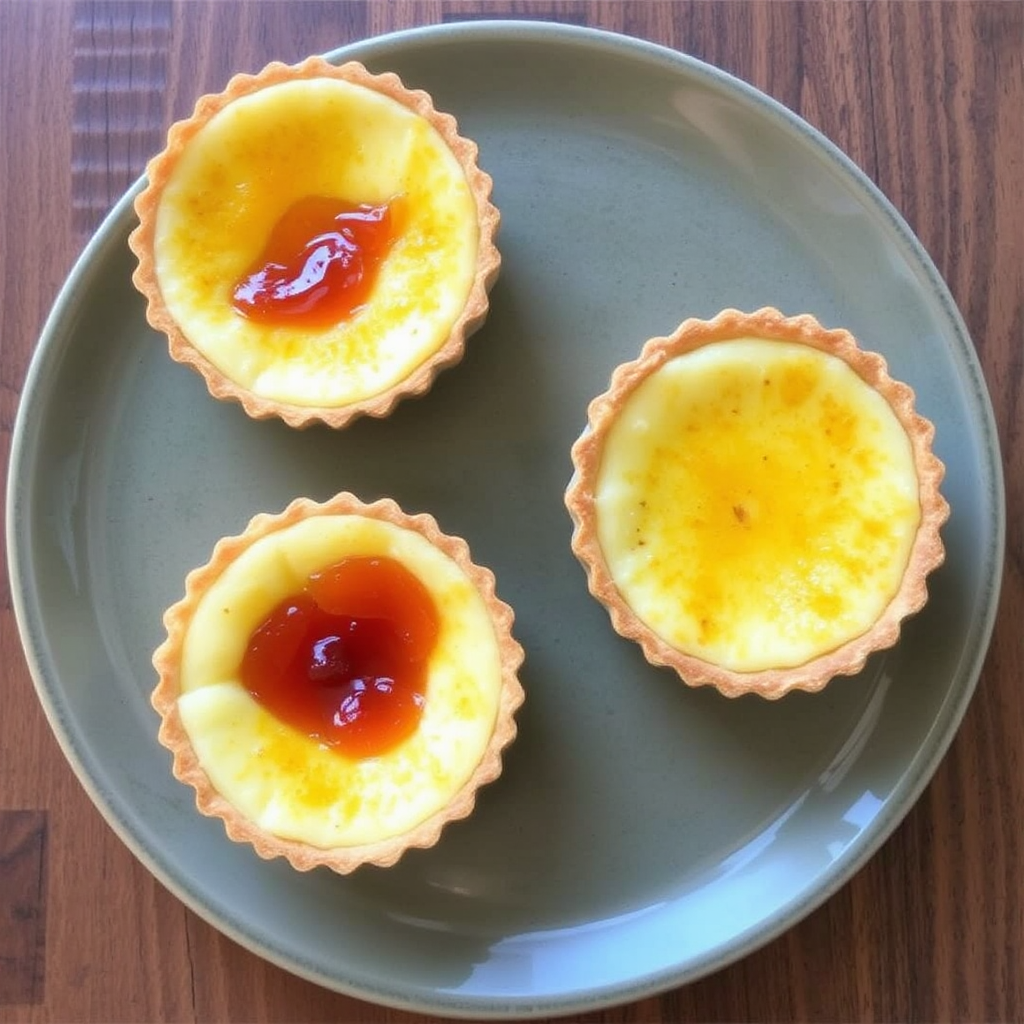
7,21,1004,1019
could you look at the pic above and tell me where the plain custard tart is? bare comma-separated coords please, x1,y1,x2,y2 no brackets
152,493,524,872
565,307,948,699
130,57,500,428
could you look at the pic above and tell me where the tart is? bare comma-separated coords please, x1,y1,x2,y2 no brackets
565,307,948,698
129,57,500,428
152,493,524,872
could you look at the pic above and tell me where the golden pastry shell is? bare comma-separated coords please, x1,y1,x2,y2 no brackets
565,307,949,699
152,492,526,873
129,57,501,429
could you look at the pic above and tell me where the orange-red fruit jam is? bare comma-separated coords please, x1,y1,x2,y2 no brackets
231,195,404,329
240,556,439,758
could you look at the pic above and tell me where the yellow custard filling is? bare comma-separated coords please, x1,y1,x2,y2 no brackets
153,76,479,407
176,515,502,849
595,337,921,672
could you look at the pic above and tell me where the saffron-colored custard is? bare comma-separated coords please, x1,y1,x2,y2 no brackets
595,337,920,672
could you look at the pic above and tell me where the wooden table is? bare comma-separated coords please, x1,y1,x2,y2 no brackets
2,2,1021,1020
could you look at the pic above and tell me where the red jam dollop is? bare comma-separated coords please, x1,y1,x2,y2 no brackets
231,195,404,329
240,555,439,759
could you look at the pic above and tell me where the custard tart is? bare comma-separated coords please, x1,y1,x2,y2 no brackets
130,57,500,428
566,307,948,698
152,493,524,872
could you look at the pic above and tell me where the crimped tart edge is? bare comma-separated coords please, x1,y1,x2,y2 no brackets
565,306,950,699
151,492,525,873
129,56,501,430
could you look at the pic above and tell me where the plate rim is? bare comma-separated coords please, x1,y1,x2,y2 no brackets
6,18,1006,1019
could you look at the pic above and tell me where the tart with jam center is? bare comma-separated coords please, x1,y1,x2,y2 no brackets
130,57,500,428
566,307,948,698
152,493,524,872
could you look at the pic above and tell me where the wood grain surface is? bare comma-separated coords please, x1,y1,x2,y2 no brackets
1,1,1022,1021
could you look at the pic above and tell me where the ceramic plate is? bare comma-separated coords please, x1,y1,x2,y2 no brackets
7,22,1004,1018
